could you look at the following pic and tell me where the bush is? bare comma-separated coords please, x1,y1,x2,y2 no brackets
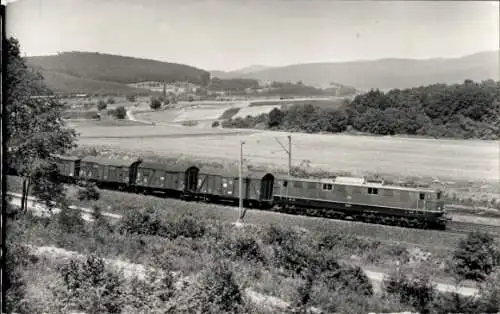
107,97,115,104
199,261,244,313
164,214,206,240
97,100,107,111
451,231,500,281
150,97,162,110
124,267,175,312
4,243,39,313
119,208,205,240
211,120,220,128
385,270,436,314
77,181,100,201
57,207,85,234
220,232,266,264
119,207,163,236
57,254,124,313
113,106,127,119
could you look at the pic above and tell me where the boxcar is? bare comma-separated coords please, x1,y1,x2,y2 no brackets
273,176,446,227
79,156,141,189
194,167,275,208
134,161,193,196
54,155,82,183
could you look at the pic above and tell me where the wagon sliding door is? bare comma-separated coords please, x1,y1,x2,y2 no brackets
185,167,199,192
260,174,274,200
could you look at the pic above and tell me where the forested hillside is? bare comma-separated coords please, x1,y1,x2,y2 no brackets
27,52,211,86
222,80,500,140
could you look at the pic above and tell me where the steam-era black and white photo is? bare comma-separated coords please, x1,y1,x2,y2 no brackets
2,0,499,313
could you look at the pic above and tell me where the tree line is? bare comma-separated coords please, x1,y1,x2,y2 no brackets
223,80,500,140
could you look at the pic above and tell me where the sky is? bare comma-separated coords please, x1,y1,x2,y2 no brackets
5,0,500,71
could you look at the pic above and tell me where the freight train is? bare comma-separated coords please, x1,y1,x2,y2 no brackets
10,155,450,229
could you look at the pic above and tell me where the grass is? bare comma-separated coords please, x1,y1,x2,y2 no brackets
73,119,498,184
219,107,241,120
8,198,497,313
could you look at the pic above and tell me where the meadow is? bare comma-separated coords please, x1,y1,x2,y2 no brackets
7,182,500,313
73,121,498,183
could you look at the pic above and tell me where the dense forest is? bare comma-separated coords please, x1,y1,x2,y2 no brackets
27,52,211,86
222,80,500,140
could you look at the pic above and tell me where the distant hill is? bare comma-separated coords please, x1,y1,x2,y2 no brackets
210,65,273,79
232,65,273,74
214,51,499,90
38,69,150,96
27,52,211,95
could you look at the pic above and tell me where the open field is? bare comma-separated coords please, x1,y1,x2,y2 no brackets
73,122,499,183
249,98,345,109
232,105,281,119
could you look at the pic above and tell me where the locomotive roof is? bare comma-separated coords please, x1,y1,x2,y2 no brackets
80,156,140,167
199,166,273,179
138,161,193,172
279,175,437,193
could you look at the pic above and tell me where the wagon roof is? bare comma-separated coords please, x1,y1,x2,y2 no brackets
54,155,81,161
81,156,140,167
199,166,273,179
279,176,437,193
138,161,192,172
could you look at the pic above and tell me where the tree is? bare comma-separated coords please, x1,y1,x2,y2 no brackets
5,37,76,212
451,232,500,281
97,100,107,111
268,107,283,128
150,97,162,110
113,106,127,119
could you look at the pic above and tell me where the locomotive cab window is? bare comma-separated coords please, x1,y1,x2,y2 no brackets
419,193,425,200
282,181,288,187
368,187,379,195
322,184,333,191
437,192,441,200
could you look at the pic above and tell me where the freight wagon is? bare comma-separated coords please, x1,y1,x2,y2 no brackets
9,155,449,229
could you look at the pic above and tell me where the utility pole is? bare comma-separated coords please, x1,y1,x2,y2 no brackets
274,135,292,176
238,140,245,222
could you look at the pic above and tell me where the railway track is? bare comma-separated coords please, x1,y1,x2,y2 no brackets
446,220,500,236
7,191,500,238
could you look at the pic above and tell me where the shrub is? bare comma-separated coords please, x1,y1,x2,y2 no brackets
119,207,163,236
385,270,436,314
164,214,206,240
113,106,127,119
4,243,39,313
220,232,266,264
199,261,244,313
124,267,175,312
272,232,311,275
320,264,373,296
150,97,162,110
57,254,124,313
57,207,85,234
107,97,115,104
97,100,107,111
77,181,100,201
211,120,220,128
451,231,500,281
